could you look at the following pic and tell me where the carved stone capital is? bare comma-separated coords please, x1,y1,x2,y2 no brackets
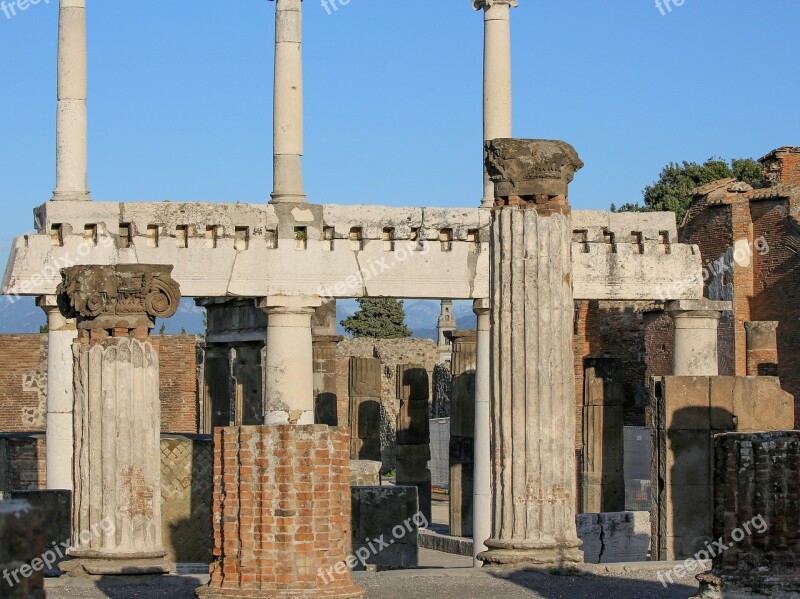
57,265,181,330
473,0,518,10
485,138,583,207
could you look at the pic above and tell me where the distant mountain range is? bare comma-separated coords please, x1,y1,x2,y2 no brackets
0,297,477,338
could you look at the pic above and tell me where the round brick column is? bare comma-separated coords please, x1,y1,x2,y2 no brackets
196,425,364,599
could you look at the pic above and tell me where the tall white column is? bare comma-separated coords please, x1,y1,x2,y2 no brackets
270,0,306,203
474,0,516,207
52,0,90,201
38,296,77,491
472,298,491,566
259,295,321,424
666,299,730,376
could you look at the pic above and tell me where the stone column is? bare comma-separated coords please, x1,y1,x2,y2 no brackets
348,357,382,462
396,364,432,523
478,139,584,567
473,0,517,207
258,295,321,425
52,0,90,201
56,265,181,576
472,298,491,565
445,330,477,538
745,321,779,376
269,0,306,203
666,300,730,376
38,295,77,491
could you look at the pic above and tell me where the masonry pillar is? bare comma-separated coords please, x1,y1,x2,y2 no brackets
312,299,341,425
348,357,382,461
472,298,491,565
396,364,432,523
445,330,477,538
52,0,90,201
269,0,306,203
38,295,76,491
57,265,180,576
666,299,729,376
258,295,321,425
745,321,779,377
473,0,516,207
478,138,584,567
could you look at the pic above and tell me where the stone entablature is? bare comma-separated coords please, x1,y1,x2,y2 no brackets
3,201,702,301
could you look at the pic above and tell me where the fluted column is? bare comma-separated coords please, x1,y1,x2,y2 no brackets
479,139,584,567
259,295,321,425
269,0,306,203
52,0,90,201
472,298,491,565
473,0,517,207
56,265,181,576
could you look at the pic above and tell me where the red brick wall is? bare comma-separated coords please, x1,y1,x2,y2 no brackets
0,334,199,435
151,335,199,434
0,335,47,432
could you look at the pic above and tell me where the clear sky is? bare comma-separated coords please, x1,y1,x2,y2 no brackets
1,0,799,257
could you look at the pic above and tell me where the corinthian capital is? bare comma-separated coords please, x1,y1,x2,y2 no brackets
473,0,518,10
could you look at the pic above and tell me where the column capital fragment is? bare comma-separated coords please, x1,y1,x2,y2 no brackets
473,0,518,10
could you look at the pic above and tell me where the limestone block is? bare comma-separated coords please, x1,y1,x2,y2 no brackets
665,430,712,484
666,484,712,538
577,512,651,564
349,460,382,487
663,376,711,430
731,377,794,431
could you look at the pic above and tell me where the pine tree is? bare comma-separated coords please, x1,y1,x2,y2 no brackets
340,298,412,339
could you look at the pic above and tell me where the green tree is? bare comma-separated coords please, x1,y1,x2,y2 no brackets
39,324,49,334
340,298,412,339
611,157,765,225
158,323,166,335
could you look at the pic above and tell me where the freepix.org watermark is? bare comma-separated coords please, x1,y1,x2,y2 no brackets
655,0,687,16
2,517,115,589
1,0,50,21
320,0,352,15
656,514,768,588
317,511,427,583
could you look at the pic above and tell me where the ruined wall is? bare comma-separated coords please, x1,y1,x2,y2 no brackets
0,334,199,435
0,334,47,432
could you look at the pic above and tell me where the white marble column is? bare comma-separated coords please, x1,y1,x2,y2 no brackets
666,299,729,376
270,0,306,203
472,298,491,566
259,295,321,424
38,296,76,491
474,0,516,207
52,0,90,201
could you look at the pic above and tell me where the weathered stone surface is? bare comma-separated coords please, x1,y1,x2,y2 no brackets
576,512,650,564
350,486,420,571
744,321,779,376
349,357,382,461
666,300,730,376
0,499,46,598
313,334,342,426
58,264,180,330
6,490,71,574
64,337,170,576
395,365,431,522
349,460,381,487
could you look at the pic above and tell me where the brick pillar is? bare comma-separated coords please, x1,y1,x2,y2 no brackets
396,364,432,523
445,330,477,538
0,500,46,599
348,358,382,461
695,431,800,597
745,321,779,377
196,426,364,599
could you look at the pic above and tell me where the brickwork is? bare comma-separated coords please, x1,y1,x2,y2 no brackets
0,334,47,432
198,425,364,599
0,334,199,435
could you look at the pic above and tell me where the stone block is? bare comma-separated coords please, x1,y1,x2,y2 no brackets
351,398,381,439
732,377,794,432
449,462,473,538
577,512,651,564
665,430,712,484
666,484,712,539
349,357,381,397
349,460,381,487
396,365,429,401
351,438,381,462
663,376,711,430
709,377,736,431
397,399,430,446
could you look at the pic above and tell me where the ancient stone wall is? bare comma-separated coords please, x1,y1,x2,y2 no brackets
0,434,46,492
0,334,199,435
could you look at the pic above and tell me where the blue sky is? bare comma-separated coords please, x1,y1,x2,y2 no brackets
1,0,799,254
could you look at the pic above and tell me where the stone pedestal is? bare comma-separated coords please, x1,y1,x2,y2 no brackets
666,300,730,376
38,295,77,491
260,295,322,425
445,330,477,538
395,364,432,523
53,0,90,201
694,432,800,597
478,139,584,567
56,265,180,576
0,500,46,598
745,321,779,377
196,426,364,599
348,357,382,462
472,298,491,565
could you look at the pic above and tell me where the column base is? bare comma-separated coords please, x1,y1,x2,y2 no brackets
196,585,366,599
269,192,307,204
50,189,91,202
61,554,172,577
478,539,583,568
